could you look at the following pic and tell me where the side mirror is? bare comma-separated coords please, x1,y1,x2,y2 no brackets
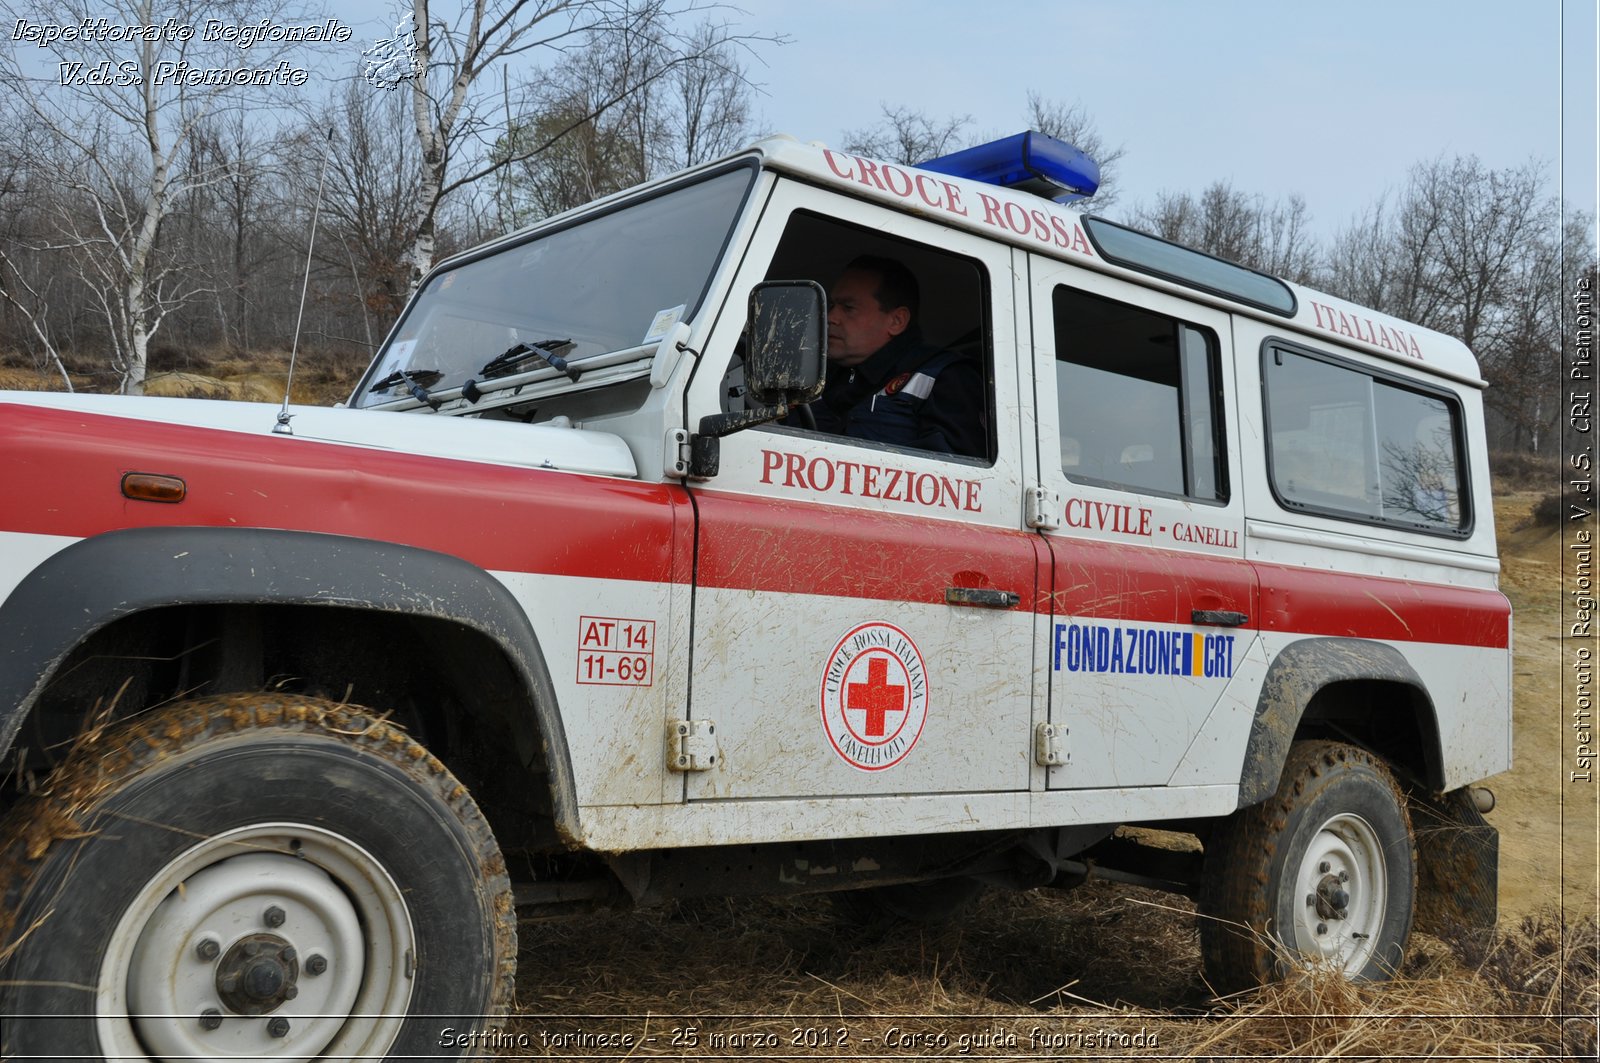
690,280,828,478
745,280,827,406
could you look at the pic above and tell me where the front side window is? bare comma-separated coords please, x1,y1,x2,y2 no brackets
745,210,993,463
1052,287,1226,501
1264,345,1467,533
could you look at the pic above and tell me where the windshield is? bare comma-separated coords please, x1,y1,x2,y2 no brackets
357,165,755,408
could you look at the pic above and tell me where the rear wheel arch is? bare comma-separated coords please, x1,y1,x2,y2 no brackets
0,527,577,841
1238,638,1444,807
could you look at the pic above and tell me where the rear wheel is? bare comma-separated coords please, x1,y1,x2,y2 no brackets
1198,740,1416,992
0,694,516,1060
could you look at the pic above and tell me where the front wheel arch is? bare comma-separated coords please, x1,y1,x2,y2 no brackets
0,525,579,837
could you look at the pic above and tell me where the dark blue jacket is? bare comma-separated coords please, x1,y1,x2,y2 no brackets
810,332,986,459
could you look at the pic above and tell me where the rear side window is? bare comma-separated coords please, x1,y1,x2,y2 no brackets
1264,345,1469,534
1053,287,1226,502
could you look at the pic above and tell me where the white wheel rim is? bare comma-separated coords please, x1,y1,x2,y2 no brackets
1291,811,1388,975
97,823,415,1062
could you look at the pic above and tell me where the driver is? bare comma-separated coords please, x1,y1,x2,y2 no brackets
806,256,985,459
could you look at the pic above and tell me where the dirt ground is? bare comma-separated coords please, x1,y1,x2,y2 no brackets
1487,487,1598,923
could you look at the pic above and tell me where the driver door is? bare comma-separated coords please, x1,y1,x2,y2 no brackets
681,181,1041,805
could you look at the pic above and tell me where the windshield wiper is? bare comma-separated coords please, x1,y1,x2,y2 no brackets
367,368,444,410
479,339,582,382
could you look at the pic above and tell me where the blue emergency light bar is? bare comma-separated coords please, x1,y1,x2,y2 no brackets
918,131,1100,203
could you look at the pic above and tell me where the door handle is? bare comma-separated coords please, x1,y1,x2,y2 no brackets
946,586,1021,609
1191,608,1249,627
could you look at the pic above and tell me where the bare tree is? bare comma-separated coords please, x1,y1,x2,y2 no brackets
662,19,751,169
212,112,277,352
487,11,751,226
1022,91,1125,211
402,0,769,288
1324,155,1578,452
0,0,325,392
0,106,73,385
0,248,75,389
1128,180,1319,283
312,81,427,328
489,45,649,225
842,105,971,166
842,94,1122,208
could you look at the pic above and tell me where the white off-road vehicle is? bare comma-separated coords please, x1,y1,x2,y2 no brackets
0,132,1507,1060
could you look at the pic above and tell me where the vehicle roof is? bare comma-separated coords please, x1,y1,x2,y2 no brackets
749,136,1485,388
438,135,1484,389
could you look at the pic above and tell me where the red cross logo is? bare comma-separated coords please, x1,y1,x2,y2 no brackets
846,654,906,738
821,621,928,772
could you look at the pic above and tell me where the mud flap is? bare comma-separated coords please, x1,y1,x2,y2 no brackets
1411,787,1498,956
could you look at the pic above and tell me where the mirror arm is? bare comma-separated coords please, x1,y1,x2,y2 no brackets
695,403,790,440
688,403,792,480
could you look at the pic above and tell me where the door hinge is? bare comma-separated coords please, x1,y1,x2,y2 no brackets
1025,485,1061,530
1034,722,1066,767
663,428,691,479
667,719,719,772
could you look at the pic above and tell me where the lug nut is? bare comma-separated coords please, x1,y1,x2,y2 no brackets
263,906,286,928
198,1008,222,1031
1316,922,1328,935
268,1017,291,1038
195,938,221,962
1339,870,1349,883
305,954,328,976
285,985,299,1000
279,946,297,964
1318,861,1331,874
1305,893,1315,907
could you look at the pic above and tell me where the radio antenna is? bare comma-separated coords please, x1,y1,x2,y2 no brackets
274,127,337,435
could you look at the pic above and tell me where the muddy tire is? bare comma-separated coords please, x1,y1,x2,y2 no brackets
1198,740,1416,992
0,694,516,1061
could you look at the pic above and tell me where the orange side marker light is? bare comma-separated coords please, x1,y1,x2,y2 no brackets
121,472,187,504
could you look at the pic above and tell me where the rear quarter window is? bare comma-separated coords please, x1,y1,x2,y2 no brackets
1263,343,1470,536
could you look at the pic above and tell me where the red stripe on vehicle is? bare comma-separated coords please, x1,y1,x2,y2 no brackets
691,488,1043,605
1253,563,1508,648
0,406,686,584
3,406,1509,650
695,489,1506,649
692,489,1508,649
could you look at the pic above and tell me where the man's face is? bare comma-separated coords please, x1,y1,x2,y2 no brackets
827,269,909,367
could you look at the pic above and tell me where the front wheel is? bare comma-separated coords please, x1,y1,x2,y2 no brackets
1198,740,1416,992
0,694,516,1060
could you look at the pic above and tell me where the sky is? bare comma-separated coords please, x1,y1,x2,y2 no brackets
710,0,1599,237
14,0,1598,242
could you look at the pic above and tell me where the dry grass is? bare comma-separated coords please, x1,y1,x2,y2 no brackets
0,346,365,405
498,886,1598,1060
142,370,281,402
0,364,87,392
